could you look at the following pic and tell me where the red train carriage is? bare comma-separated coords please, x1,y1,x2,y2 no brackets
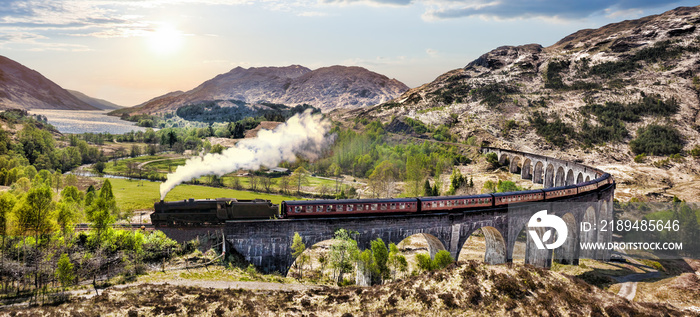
493,190,545,207
419,194,492,212
281,198,419,218
576,179,598,194
543,185,578,200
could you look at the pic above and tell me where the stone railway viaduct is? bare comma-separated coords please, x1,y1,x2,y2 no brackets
162,147,614,274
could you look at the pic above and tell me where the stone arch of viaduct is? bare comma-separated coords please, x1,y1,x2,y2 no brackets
167,147,614,274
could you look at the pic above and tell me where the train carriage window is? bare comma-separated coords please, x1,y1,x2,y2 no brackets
295,206,302,213
371,204,378,211
347,205,354,212
390,203,396,210
381,204,387,210
439,201,445,207
446,201,451,207
316,206,323,212
337,205,343,212
399,203,406,209
357,204,363,211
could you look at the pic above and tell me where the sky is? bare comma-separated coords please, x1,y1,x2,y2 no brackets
0,0,697,107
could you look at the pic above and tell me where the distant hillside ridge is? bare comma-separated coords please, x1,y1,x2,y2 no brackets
67,90,122,110
119,64,409,115
0,55,98,111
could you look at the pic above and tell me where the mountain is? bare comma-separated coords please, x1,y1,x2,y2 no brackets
121,65,408,114
67,90,122,110
0,55,98,111
338,6,700,201
349,6,700,155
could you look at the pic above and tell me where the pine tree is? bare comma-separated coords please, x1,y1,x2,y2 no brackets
423,179,432,197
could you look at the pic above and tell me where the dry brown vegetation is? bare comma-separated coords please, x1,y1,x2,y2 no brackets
2,261,696,316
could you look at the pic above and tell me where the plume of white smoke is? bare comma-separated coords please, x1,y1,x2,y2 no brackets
159,109,331,200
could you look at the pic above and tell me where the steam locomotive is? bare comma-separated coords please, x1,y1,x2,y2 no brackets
151,173,613,226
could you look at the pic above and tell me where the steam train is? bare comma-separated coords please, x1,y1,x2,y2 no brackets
151,173,614,226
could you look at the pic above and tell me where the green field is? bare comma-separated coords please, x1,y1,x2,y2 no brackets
219,174,338,189
143,158,187,172
104,177,303,212
103,155,171,175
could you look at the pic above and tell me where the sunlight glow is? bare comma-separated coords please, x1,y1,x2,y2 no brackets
147,23,184,55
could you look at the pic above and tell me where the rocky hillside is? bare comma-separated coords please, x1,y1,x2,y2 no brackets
0,56,98,111
67,90,122,110
340,6,700,201
120,65,408,114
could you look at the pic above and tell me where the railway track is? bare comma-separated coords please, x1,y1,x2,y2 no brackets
74,223,154,231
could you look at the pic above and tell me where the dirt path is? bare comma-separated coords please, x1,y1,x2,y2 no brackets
614,271,661,301
612,251,661,301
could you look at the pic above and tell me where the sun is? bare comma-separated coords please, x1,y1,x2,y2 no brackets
147,23,184,55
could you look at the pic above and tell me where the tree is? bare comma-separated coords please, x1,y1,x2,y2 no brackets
356,249,374,286
433,250,454,269
61,186,82,203
24,185,54,239
85,197,115,245
56,253,74,291
93,161,106,174
16,185,54,292
405,155,428,196
482,180,497,193
248,174,259,191
416,253,434,272
317,184,332,197
126,161,139,178
211,144,225,154
55,201,77,240
370,238,389,284
448,168,465,195
290,167,309,194
147,144,158,156
387,243,408,280
85,185,96,206
485,152,499,169
130,144,141,158
290,232,308,278
87,179,118,243
328,163,341,195
278,176,292,194
53,170,62,192
369,160,396,198
13,177,31,193
423,179,433,197
230,176,242,190
99,179,115,202
261,176,275,193
65,173,78,187
329,229,359,284
0,192,16,272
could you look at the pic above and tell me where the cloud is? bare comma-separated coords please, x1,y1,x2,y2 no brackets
422,0,686,20
426,48,439,57
298,11,329,17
